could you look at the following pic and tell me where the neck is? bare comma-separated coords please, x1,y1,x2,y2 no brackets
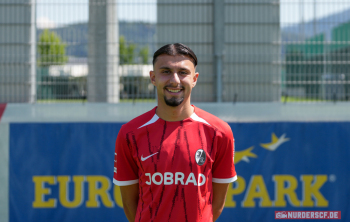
156,99,194,122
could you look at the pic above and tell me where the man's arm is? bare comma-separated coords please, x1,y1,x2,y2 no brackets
212,182,230,222
120,183,139,222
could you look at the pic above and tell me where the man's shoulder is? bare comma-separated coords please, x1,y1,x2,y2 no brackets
194,106,232,135
121,107,157,132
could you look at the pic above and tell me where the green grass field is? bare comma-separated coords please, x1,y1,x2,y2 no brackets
37,98,156,103
120,98,156,103
37,99,87,103
281,96,328,102
37,97,332,103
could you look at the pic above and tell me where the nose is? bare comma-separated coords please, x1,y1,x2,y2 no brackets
169,72,180,84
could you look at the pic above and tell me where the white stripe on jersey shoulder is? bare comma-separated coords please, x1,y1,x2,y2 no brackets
212,175,237,183
138,114,159,129
190,113,211,126
113,178,139,186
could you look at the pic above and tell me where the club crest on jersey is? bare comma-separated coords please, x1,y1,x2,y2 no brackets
195,149,206,166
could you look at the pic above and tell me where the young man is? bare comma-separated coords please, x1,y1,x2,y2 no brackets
113,43,237,222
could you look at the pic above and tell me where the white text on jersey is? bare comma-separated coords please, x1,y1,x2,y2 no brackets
145,172,206,186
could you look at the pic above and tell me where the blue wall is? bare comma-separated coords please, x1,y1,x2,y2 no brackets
9,122,350,221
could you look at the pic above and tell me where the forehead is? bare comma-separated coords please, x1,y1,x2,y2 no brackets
154,54,195,70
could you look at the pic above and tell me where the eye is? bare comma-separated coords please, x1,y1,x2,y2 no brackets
179,71,188,75
161,70,170,74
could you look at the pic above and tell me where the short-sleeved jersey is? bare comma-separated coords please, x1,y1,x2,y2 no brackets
113,106,236,222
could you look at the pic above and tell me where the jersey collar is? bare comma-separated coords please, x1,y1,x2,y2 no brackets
138,106,210,129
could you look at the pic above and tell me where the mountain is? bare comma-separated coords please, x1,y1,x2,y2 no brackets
282,7,350,41
281,8,350,56
38,7,350,59
37,21,157,59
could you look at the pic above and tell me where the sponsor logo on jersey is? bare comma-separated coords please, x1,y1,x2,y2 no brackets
195,149,206,165
145,172,206,186
141,152,158,161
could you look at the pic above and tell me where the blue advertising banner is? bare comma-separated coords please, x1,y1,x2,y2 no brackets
9,122,350,222
10,123,123,222
222,122,350,221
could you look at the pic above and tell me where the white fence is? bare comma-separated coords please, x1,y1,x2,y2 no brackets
0,0,349,103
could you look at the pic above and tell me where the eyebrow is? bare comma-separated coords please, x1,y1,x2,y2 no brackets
159,66,191,71
159,66,171,70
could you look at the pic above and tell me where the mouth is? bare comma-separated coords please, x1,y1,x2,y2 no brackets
165,87,183,94
167,88,182,93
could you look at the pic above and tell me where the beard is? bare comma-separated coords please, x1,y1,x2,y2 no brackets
164,95,184,107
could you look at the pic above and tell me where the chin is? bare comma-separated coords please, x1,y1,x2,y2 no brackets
164,96,184,107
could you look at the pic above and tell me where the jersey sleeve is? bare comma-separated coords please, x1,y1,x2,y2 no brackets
212,126,237,183
113,126,139,186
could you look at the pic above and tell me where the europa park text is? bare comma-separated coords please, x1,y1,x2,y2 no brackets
32,174,329,208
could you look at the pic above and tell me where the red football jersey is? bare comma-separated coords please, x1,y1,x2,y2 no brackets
113,106,236,222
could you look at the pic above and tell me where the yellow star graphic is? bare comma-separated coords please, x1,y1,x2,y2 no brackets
234,146,257,164
260,133,290,151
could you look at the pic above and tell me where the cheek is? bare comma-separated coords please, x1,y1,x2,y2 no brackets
182,78,194,86
153,78,167,89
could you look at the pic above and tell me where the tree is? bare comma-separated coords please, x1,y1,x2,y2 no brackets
37,29,68,66
139,46,149,64
119,36,136,65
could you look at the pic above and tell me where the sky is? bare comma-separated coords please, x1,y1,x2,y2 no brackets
36,0,350,28
280,0,350,27
37,0,157,28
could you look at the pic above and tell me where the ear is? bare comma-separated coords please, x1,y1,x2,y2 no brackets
150,70,156,86
192,72,199,87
